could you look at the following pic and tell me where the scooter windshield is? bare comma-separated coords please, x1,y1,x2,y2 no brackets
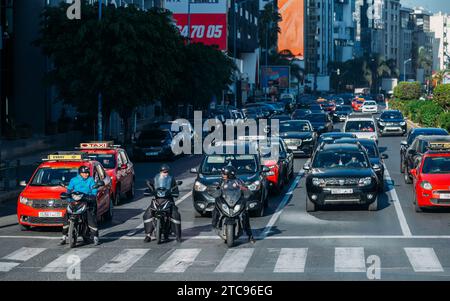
222,181,242,207
154,175,172,198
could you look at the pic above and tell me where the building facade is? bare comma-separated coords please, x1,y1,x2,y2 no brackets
430,12,450,71
333,0,356,63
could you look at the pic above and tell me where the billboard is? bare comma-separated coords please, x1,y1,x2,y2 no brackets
165,0,228,50
277,0,304,58
261,66,290,89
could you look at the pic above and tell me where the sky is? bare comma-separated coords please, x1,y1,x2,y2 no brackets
401,0,450,14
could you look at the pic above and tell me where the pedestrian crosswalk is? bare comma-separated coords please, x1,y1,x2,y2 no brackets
0,246,448,276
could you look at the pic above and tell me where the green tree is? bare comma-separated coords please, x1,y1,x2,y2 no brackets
433,84,450,112
35,1,184,142
393,82,422,100
258,2,281,65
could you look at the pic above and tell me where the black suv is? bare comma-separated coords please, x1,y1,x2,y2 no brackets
304,113,333,134
402,135,450,184
304,143,380,212
190,140,270,217
377,110,407,136
279,120,317,157
400,128,449,175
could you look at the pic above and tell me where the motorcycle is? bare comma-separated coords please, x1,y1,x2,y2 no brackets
144,178,183,244
60,181,103,248
207,180,258,248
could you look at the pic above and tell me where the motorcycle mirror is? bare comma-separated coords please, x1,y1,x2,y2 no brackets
177,180,183,186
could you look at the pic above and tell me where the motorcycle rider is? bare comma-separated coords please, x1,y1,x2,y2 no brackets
60,165,100,246
143,164,182,243
211,165,255,243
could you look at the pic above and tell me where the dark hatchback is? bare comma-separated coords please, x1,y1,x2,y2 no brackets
400,128,449,174
304,113,333,134
304,143,380,212
279,120,317,157
377,110,407,136
190,141,270,217
332,105,353,122
132,129,177,161
334,138,388,190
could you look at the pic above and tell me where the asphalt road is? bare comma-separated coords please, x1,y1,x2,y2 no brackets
1,112,450,281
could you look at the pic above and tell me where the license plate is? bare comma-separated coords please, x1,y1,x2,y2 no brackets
440,193,450,199
145,152,159,156
288,146,298,150
38,211,62,218
331,189,353,195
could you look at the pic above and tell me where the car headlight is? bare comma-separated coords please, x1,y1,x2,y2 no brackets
400,122,406,126
420,181,433,190
358,177,372,186
312,178,326,187
303,137,313,142
194,181,207,192
379,122,386,126
19,196,32,206
248,180,261,191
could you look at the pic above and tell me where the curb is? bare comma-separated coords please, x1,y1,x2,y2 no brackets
0,189,21,204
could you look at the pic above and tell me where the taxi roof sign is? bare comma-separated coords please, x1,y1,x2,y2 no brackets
79,141,115,149
47,154,83,161
428,142,450,151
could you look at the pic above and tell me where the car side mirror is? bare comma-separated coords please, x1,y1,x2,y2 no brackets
190,168,198,174
262,166,270,173
19,180,27,187
176,180,183,186
381,154,388,159
401,141,408,146
303,163,311,171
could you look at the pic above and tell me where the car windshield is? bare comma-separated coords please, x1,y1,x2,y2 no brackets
292,110,311,118
280,121,311,132
364,101,376,106
407,130,448,145
381,112,403,119
345,121,375,132
200,155,258,175
360,143,378,158
85,153,116,169
313,150,369,169
306,114,327,122
422,157,450,174
30,167,79,186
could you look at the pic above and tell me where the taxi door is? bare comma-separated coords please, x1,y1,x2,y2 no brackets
93,163,110,216
118,150,133,192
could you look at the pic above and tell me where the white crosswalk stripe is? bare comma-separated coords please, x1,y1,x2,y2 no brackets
214,249,254,273
404,248,444,272
40,249,98,273
155,249,201,273
274,248,308,273
0,247,47,272
334,247,366,273
98,249,149,273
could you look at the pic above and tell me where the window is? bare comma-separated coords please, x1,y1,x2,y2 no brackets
95,164,106,181
119,151,128,164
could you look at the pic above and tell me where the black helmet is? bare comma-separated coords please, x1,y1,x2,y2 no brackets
221,166,237,179
160,164,170,172
78,165,90,175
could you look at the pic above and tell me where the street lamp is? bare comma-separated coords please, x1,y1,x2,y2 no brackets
404,58,412,82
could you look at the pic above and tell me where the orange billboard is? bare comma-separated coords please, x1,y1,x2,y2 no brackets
278,0,304,58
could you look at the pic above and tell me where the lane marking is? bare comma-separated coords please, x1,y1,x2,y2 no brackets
334,247,366,273
274,248,308,273
155,248,201,273
384,167,412,237
404,248,444,272
2,247,46,262
261,174,303,238
0,262,20,272
40,249,97,273
176,191,192,206
97,249,149,273
214,249,254,273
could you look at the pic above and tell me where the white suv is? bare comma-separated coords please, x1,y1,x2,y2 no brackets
361,100,378,113
343,116,378,144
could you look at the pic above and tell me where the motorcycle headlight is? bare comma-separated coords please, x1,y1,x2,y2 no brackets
234,204,242,212
358,177,372,186
312,178,326,187
194,181,207,192
19,196,32,206
221,203,230,214
248,180,261,191
420,181,433,190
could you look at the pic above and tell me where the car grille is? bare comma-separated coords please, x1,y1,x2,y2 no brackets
324,178,360,187
284,139,302,146
385,122,401,126
26,216,65,225
31,199,68,209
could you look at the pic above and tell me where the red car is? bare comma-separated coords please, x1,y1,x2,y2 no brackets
411,142,450,212
17,153,113,230
79,141,135,205
352,98,365,111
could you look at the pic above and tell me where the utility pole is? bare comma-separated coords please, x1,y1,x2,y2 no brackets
98,0,103,141
187,0,191,44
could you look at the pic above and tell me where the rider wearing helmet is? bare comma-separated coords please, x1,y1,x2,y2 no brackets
60,165,100,246
212,165,255,243
143,164,182,243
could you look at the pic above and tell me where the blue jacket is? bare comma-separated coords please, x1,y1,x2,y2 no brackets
67,175,98,196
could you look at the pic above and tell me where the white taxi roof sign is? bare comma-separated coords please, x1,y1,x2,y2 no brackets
47,154,83,161
428,142,450,150
80,141,114,149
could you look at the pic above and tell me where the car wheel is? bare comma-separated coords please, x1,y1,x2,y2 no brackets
404,170,412,184
368,199,378,211
114,186,121,206
20,224,30,231
306,196,316,212
126,180,135,200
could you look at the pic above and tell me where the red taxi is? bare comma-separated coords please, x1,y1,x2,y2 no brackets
17,153,113,230
411,142,450,212
352,98,365,111
78,141,135,206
